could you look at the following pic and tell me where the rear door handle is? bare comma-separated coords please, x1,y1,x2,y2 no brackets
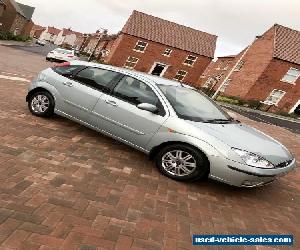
105,100,118,107
63,81,73,87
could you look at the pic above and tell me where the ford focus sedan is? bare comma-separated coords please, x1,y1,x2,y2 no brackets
25,61,296,187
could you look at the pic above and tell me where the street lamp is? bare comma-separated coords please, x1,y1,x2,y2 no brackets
88,28,108,62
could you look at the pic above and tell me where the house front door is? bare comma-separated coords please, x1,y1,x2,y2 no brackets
149,62,168,77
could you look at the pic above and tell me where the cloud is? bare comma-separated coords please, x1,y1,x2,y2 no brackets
17,0,300,57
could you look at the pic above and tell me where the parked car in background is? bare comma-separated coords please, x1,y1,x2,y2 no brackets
25,61,296,188
36,39,46,46
46,48,79,62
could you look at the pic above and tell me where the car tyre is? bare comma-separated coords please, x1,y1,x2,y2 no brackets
28,91,55,117
155,144,209,181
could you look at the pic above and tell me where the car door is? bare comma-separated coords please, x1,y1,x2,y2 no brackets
53,66,121,121
89,75,168,149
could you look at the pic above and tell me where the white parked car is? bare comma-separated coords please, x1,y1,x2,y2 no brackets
46,48,79,62
36,39,46,46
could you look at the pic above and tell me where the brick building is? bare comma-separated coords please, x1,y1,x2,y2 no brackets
29,24,44,37
200,24,300,114
54,28,82,47
39,26,61,43
0,0,34,36
83,10,217,85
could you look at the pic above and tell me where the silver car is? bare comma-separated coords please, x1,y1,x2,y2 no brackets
26,61,296,187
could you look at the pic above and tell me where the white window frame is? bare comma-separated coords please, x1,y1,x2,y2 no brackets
219,79,231,92
263,89,286,106
234,60,245,71
148,62,169,77
281,67,300,84
124,56,139,69
174,70,188,82
133,40,148,53
163,48,172,57
183,55,198,66
203,77,217,89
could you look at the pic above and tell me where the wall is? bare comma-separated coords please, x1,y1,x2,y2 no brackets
206,27,275,98
0,0,17,32
106,33,212,85
246,59,300,112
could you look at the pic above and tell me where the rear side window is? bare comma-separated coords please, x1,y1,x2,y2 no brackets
74,67,120,93
52,65,82,77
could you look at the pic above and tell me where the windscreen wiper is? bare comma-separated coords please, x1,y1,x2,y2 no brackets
205,118,233,124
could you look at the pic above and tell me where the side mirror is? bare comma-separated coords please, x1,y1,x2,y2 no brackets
137,103,158,113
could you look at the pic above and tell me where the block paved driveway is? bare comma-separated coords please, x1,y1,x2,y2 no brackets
0,46,299,250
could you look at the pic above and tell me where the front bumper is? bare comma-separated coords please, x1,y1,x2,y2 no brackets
208,156,297,187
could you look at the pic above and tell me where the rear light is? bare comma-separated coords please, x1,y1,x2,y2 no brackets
67,55,74,58
52,62,71,68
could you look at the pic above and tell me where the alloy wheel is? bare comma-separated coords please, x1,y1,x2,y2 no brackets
31,94,50,114
161,150,197,177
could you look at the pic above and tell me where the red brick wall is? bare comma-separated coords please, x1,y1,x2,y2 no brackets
105,33,212,85
197,57,235,87
0,0,17,32
21,20,33,37
201,27,275,98
246,59,300,112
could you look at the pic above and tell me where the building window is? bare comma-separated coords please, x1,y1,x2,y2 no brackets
184,55,197,66
174,70,188,82
203,77,217,89
264,89,286,105
281,68,300,84
234,60,245,71
219,79,231,92
133,40,148,52
215,73,224,80
163,48,172,57
124,56,139,69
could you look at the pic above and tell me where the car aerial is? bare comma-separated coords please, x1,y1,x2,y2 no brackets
46,48,79,62
25,61,296,187
36,39,46,46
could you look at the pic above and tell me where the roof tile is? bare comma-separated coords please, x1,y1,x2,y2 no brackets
122,10,217,58
274,24,300,65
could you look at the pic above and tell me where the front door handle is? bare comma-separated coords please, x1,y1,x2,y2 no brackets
63,81,73,87
105,100,118,107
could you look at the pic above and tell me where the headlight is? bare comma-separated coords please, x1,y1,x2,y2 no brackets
232,148,274,169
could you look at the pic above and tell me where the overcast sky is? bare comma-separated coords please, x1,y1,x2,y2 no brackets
17,0,300,57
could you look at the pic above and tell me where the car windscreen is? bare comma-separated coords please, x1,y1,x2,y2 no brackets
54,49,72,54
158,84,232,122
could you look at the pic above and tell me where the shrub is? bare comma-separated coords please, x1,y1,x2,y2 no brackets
0,31,31,42
216,95,261,109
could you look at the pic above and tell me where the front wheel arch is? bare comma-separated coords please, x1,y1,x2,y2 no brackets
149,141,210,171
153,142,210,181
26,87,54,102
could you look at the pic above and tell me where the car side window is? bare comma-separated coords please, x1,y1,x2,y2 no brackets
74,67,120,93
52,65,82,78
113,76,166,116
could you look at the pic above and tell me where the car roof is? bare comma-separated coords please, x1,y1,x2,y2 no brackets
70,60,188,87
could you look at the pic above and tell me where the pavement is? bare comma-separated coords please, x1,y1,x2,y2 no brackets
221,104,300,134
0,45,299,250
